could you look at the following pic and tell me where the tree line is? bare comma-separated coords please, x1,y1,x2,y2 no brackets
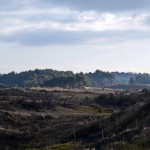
1,69,150,88
129,73,150,85
0,69,115,88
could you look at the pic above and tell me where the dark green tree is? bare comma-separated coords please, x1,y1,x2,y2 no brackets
129,78,136,85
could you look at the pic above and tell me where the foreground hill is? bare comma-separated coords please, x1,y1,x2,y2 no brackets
0,88,150,150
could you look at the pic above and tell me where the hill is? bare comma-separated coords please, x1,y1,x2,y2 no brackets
0,88,150,150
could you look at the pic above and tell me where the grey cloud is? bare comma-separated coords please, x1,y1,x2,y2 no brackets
42,0,150,11
0,30,88,45
145,16,150,25
1,0,150,12
1,29,150,46
0,0,25,10
26,14,77,24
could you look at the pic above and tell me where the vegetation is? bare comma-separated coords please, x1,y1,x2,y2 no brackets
0,88,150,150
1,69,150,89
44,73,87,88
136,73,150,84
0,69,115,88
129,77,136,85
28,143,81,150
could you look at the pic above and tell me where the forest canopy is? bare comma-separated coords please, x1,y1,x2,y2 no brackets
0,69,150,88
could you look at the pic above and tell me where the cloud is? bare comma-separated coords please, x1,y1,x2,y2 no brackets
1,27,150,46
38,0,150,11
1,11,150,32
1,0,150,12
0,0,150,46
0,30,86,45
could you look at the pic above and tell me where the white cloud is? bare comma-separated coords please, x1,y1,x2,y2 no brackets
1,10,150,34
0,0,150,46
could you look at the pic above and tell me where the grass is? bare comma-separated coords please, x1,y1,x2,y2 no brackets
43,143,79,150
76,106,112,116
27,143,80,150
134,140,150,150
112,143,150,150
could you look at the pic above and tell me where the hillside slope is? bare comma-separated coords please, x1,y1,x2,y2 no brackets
0,88,150,150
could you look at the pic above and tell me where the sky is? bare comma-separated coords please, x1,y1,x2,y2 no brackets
0,0,150,74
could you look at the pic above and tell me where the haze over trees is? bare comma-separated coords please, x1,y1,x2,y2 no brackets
135,73,150,84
